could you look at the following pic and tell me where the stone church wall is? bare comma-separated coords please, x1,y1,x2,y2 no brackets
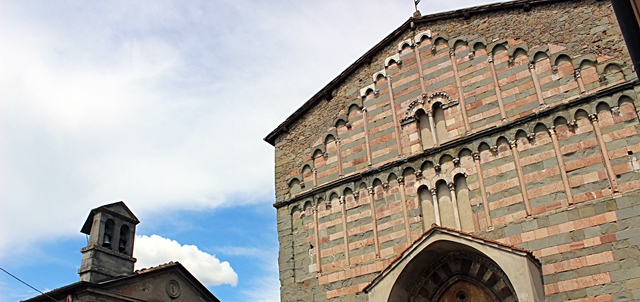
268,0,640,301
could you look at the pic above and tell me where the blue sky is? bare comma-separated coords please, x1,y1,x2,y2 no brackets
0,1,506,301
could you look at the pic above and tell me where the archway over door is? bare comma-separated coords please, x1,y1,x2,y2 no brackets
363,227,544,302
407,250,517,302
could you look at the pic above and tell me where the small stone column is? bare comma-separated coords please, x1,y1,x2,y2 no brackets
398,177,412,243
363,107,373,166
510,140,533,217
385,76,404,158
549,127,575,208
312,206,322,274
336,139,344,176
575,69,586,94
473,152,493,229
427,110,439,147
529,63,546,108
339,196,350,266
589,113,620,193
448,182,462,230
368,187,381,258
430,188,442,226
450,49,471,133
488,55,508,122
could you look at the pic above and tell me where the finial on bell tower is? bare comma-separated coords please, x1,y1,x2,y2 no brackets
78,201,140,283
413,0,422,18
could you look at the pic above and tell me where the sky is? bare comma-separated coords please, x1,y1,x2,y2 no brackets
0,1,507,301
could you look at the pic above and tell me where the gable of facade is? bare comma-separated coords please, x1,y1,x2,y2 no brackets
266,0,640,301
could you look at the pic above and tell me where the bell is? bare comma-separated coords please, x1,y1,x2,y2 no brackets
118,240,126,252
103,236,111,248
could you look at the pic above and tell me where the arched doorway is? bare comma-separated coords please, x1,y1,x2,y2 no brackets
363,227,543,302
408,251,517,302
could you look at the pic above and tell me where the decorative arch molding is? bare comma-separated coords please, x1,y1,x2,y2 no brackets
372,69,387,83
363,226,544,302
414,30,432,44
360,83,377,98
397,39,414,52
429,91,459,109
385,53,402,67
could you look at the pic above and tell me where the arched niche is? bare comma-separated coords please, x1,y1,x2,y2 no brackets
363,227,544,302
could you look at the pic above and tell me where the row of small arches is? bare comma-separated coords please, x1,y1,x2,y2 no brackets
287,92,636,196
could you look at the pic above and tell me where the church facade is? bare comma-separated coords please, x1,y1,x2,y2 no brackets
265,0,640,301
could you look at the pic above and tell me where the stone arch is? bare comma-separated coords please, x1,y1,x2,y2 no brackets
508,43,528,58
303,200,314,211
433,102,448,144
360,85,377,98
596,101,612,114
414,30,432,44
435,179,455,229
418,185,436,228
416,108,435,149
432,35,449,46
439,154,455,172
553,116,569,128
364,228,543,302
531,51,549,63
301,164,313,188
335,118,347,129
385,54,402,67
552,52,573,67
408,250,518,301
372,69,387,83
575,55,597,71
471,40,487,54
453,174,473,233
451,37,468,51
421,160,435,172
289,178,302,196
496,136,510,153
398,39,414,52
488,41,508,57
289,204,300,216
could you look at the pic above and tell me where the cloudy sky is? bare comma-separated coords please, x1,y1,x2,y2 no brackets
0,1,506,301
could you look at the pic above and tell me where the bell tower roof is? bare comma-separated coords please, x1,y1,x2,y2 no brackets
80,201,139,235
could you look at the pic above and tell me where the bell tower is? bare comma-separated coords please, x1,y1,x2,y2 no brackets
78,201,140,283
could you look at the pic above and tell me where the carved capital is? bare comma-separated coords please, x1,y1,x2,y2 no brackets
449,49,455,57
382,182,389,190
527,133,535,141
468,52,475,60
361,107,368,113
339,196,345,204
588,113,598,122
300,181,306,188
490,145,498,153
434,164,442,172
367,187,374,195
452,157,460,166
430,188,437,195
397,176,405,185
322,152,329,159
509,140,517,148
373,90,380,97
612,106,620,116
472,152,481,161
400,115,417,125
574,69,582,79
426,109,433,117
599,74,607,82
431,45,437,53
414,170,423,179
487,55,494,63
345,121,352,129
508,56,514,65
448,182,455,191
568,119,577,128
528,63,535,70
312,168,317,174
548,126,556,135
551,65,558,74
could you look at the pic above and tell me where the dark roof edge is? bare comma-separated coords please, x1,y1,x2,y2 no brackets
263,0,577,146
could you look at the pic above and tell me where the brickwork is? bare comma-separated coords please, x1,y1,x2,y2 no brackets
267,0,640,301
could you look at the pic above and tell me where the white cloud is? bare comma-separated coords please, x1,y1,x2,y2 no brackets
134,234,238,287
